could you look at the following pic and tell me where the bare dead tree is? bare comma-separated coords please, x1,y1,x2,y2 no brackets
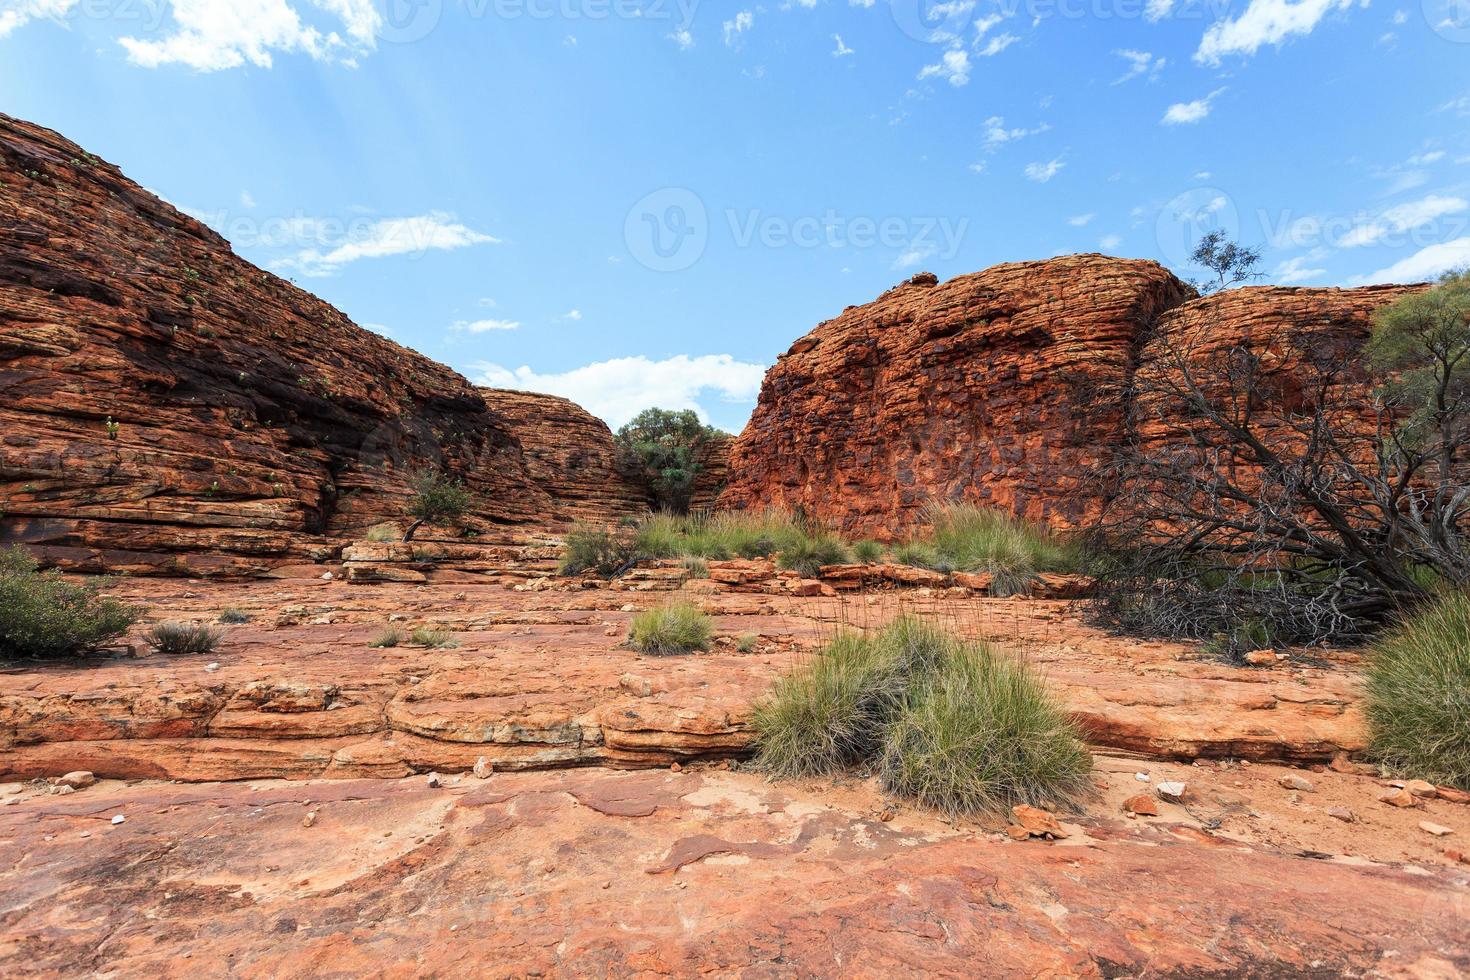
1089,269,1470,652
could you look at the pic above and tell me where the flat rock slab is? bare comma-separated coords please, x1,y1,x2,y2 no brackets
2,579,1366,782
1,770,1466,978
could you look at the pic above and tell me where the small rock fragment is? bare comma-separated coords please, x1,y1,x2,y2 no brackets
669,762,682,773
1378,788,1420,808
58,771,95,790
110,814,125,825
1279,774,1316,793
1406,780,1438,799
302,811,317,828
1243,649,1278,667
426,772,442,789
1437,786,1470,805
1134,772,1151,782
1156,781,1187,802
1419,821,1455,837
204,662,220,673
1327,807,1356,823
1010,804,1068,839
473,757,492,779
1123,793,1160,817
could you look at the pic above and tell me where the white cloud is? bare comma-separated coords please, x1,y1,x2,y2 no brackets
1391,8,1408,23
722,10,752,46
1113,49,1165,84
1099,233,1123,250
1351,238,1470,285
472,354,768,429
982,115,1049,148
0,0,78,40
1273,253,1328,282
832,33,854,57
278,212,498,277
892,244,938,269
1162,88,1225,125
453,319,520,333
1339,194,1468,248
1024,157,1065,183
119,0,382,71
1196,0,1355,65
668,28,694,49
918,48,971,86
976,32,1017,57
559,309,583,322
1069,213,1096,226
1145,0,1174,20
239,190,256,208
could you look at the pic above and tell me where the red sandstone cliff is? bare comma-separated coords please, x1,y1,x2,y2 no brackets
721,257,1193,535
0,114,562,574
478,389,649,524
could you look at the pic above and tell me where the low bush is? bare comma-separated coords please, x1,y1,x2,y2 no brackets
1365,592,1470,790
404,470,474,541
410,627,458,649
776,535,851,577
681,555,710,579
146,621,223,655
0,546,143,660
364,525,399,543
368,627,404,649
218,608,251,625
559,526,638,577
852,540,885,564
628,601,713,655
736,631,759,652
753,616,1091,818
917,503,1075,596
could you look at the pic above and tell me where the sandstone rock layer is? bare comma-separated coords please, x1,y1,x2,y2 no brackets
721,257,1192,536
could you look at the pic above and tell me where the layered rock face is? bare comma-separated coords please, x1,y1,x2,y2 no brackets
687,434,732,512
722,257,1192,535
723,259,1423,537
478,388,649,524
0,114,563,574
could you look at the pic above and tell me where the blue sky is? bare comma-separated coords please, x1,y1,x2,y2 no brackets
2,0,1468,432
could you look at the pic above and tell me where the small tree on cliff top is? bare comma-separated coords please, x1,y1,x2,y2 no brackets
1188,230,1264,295
616,408,727,514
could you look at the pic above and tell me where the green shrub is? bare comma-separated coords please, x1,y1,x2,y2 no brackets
776,536,851,577
218,608,251,625
754,616,1091,817
404,470,474,541
368,627,404,649
852,540,884,564
410,627,458,649
0,547,143,660
736,631,759,652
364,524,399,543
559,526,638,577
615,408,727,513
1366,592,1470,790
146,621,223,655
628,601,713,655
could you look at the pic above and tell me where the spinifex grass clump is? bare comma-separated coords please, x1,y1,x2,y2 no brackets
1366,592,1470,790
636,508,812,561
0,546,143,660
899,503,1076,596
627,601,713,655
776,535,852,577
753,616,1091,818
146,621,223,655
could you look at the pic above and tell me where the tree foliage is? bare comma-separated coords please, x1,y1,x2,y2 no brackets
403,469,474,541
615,408,727,513
1188,230,1263,295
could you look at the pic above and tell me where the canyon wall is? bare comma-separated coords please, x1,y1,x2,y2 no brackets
0,114,611,575
722,259,1422,537
478,388,650,524
721,257,1192,535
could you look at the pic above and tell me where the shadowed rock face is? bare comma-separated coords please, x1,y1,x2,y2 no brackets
478,388,650,524
722,258,1423,537
0,113,560,574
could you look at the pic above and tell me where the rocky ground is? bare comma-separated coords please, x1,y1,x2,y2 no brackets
2,547,1469,976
